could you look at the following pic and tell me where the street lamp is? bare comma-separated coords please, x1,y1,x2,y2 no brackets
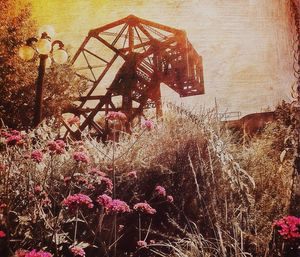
18,25,68,127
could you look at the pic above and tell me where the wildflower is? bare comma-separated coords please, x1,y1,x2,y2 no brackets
87,184,95,190
41,196,52,207
34,185,43,194
24,249,53,257
107,199,131,214
0,230,6,238
167,195,174,203
0,203,7,209
5,134,22,146
137,240,147,248
73,152,90,163
89,168,107,177
155,185,166,197
64,176,72,185
133,202,156,215
47,140,66,154
67,115,80,126
15,249,28,257
142,119,154,130
70,246,85,257
274,215,300,240
106,111,127,121
127,170,137,179
99,176,113,192
31,150,43,163
62,193,94,212
96,194,112,209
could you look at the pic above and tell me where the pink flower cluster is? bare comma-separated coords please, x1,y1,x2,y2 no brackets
62,194,94,212
47,140,66,154
106,111,127,121
15,249,53,257
67,115,80,126
133,202,156,215
127,170,137,179
155,185,166,197
274,216,300,240
154,185,174,203
0,230,6,238
96,194,130,214
142,120,154,130
3,130,23,146
31,150,43,163
89,168,107,177
99,176,113,192
70,246,85,257
137,240,147,248
73,151,90,163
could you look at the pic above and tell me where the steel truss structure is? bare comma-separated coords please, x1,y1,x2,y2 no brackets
62,15,204,139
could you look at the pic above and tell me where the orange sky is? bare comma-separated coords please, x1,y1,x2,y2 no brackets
29,0,295,116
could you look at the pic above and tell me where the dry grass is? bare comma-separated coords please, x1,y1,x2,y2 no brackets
0,103,295,256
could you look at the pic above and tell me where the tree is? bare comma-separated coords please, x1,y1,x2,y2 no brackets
0,0,86,130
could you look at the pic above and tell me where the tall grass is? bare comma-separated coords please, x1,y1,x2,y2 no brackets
0,104,294,256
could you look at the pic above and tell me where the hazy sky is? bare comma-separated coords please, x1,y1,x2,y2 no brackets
30,0,295,116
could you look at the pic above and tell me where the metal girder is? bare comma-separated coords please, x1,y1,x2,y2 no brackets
63,15,205,140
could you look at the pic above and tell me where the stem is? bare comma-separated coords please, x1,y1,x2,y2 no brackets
74,208,79,243
112,123,117,257
138,213,142,241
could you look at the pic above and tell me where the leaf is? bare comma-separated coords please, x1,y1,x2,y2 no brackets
280,150,286,163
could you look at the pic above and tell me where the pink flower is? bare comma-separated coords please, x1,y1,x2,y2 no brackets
64,176,72,185
99,176,113,192
31,150,43,163
15,250,28,257
0,203,7,209
96,194,112,209
62,194,94,212
5,134,22,146
133,202,156,215
89,168,107,177
155,185,166,197
67,115,80,126
137,240,147,248
24,250,53,257
107,199,131,214
15,249,28,257
70,246,85,257
47,140,65,154
167,195,174,203
106,111,127,121
73,152,90,163
0,230,6,238
127,171,137,179
142,120,154,130
274,216,300,240
34,185,43,194
41,196,52,207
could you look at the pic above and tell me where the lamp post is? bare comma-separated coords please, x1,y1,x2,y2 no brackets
18,25,68,127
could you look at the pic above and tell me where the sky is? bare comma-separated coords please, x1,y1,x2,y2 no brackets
29,0,295,117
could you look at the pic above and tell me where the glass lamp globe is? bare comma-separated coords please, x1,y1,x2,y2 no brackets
52,49,68,64
36,39,52,55
18,45,35,61
38,25,55,38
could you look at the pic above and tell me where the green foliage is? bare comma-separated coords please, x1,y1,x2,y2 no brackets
0,0,86,129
